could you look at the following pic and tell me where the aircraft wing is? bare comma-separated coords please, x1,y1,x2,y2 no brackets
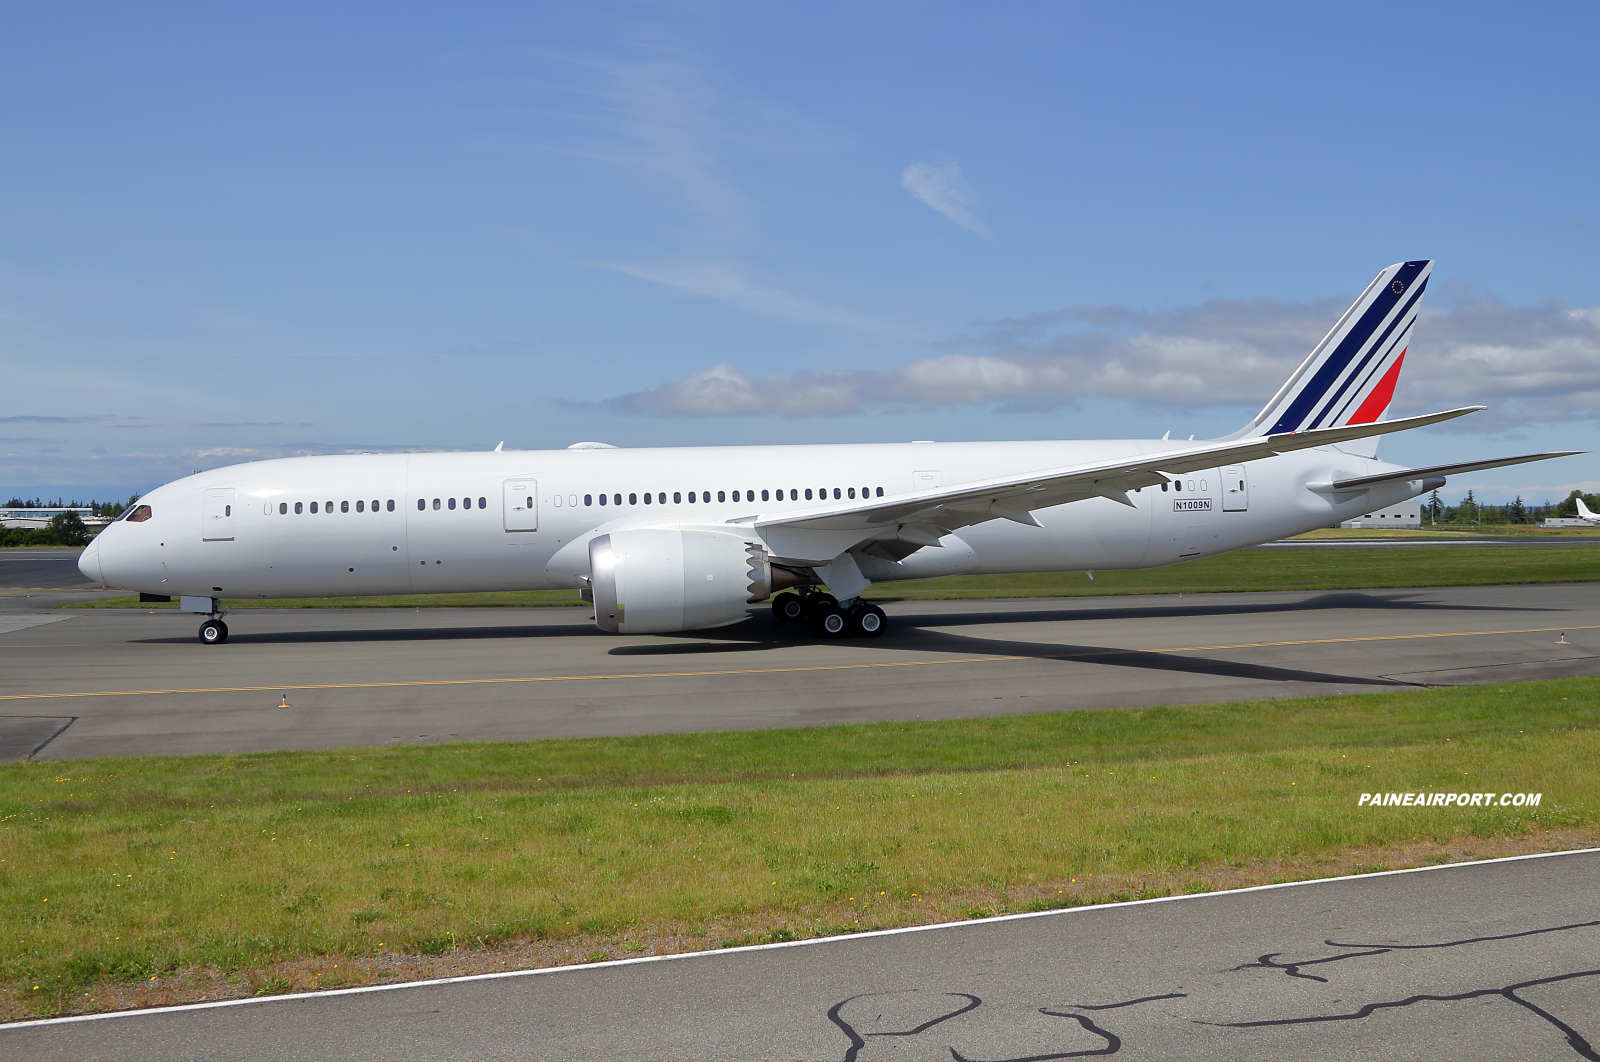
749,406,1484,557
1328,451,1584,491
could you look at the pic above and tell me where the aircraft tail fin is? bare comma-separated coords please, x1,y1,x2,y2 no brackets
1230,260,1433,440
1578,496,1598,521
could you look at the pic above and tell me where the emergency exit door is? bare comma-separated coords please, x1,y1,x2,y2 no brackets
503,480,538,532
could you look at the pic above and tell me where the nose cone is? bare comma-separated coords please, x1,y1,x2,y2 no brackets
77,541,104,584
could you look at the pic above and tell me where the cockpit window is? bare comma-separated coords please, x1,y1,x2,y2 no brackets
124,504,153,523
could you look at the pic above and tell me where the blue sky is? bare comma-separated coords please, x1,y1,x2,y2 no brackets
3,2,1597,505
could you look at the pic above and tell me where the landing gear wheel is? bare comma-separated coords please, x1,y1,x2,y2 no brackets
808,603,848,637
850,603,886,638
199,619,228,645
772,593,806,623
804,592,838,617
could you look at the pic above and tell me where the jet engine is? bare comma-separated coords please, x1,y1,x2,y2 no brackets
589,530,805,633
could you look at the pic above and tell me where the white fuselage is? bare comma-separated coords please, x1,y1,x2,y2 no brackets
82,440,1422,603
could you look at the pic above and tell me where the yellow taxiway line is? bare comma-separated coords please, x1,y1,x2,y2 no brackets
0,623,1593,703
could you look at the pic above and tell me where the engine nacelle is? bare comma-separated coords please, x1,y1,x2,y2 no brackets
590,529,785,633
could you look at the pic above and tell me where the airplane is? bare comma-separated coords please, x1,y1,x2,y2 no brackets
80,260,1581,645
1577,497,1600,524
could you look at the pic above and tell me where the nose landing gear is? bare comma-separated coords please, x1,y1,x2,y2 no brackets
199,618,229,645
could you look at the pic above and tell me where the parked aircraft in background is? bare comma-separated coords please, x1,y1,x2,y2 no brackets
1577,497,1600,524
81,261,1580,644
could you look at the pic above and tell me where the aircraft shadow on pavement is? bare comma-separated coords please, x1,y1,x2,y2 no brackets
876,589,1561,628
823,917,1600,1060
633,620,1406,688
125,589,1560,670
131,618,600,646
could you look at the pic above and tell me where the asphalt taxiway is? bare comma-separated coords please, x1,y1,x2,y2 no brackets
6,850,1596,1061
0,547,1596,761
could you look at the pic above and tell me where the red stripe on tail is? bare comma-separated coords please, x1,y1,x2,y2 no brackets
1348,349,1406,425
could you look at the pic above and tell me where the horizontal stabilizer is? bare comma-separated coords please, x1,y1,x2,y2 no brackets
1330,451,1585,491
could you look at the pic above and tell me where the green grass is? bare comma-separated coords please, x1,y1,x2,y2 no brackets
1286,524,1600,534
62,543,1600,610
4,679,1597,1017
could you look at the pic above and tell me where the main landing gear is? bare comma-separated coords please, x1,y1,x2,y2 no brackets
199,618,229,645
771,589,886,639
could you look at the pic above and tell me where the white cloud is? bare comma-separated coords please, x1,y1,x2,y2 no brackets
603,296,1600,427
901,160,990,236
605,261,914,337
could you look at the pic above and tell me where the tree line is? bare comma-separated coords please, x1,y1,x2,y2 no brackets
1424,488,1599,526
0,494,140,547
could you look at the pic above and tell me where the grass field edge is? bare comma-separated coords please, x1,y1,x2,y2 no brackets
7,846,1595,1031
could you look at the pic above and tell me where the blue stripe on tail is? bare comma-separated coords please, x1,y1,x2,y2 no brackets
1265,260,1430,435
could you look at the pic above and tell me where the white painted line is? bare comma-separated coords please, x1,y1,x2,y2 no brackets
5,846,1595,1031
0,615,73,636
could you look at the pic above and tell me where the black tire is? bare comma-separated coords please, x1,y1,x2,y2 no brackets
772,593,806,623
850,603,886,638
804,592,838,617
808,603,848,637
199,619,228,645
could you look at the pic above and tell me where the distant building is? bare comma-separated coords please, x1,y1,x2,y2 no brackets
1542,517,1592,527
1340,500,1421,529
0,506,108,530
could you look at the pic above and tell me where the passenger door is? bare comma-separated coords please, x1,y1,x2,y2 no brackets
202,489,235,541
503,480,538,532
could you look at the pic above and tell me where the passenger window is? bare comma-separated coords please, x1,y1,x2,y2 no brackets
325,501,332,513
1200,479,1207,491
657,493,665,504
225,504,231,516
790,489,798,500
1187,480,1195,491
847,487,856,499
832,488,841,500
448,498,456,510
1161,482,1168,492
553,495,562,507
356,500,364,512
417,499,424,510
614,494,622,506
310,502,318,513
631,493,639,505
674,492,682,503
1174,481,1182,492
279,502,288,515
717,491,726,502
479,496,486,508
599,494,607,506
341,500,349,513
876,487,883,497
295,502,304,514
585,494,593,506
433,498,441,509
761,489,769,501
805,488,813,500
731,490,740,502
686,492,695,503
